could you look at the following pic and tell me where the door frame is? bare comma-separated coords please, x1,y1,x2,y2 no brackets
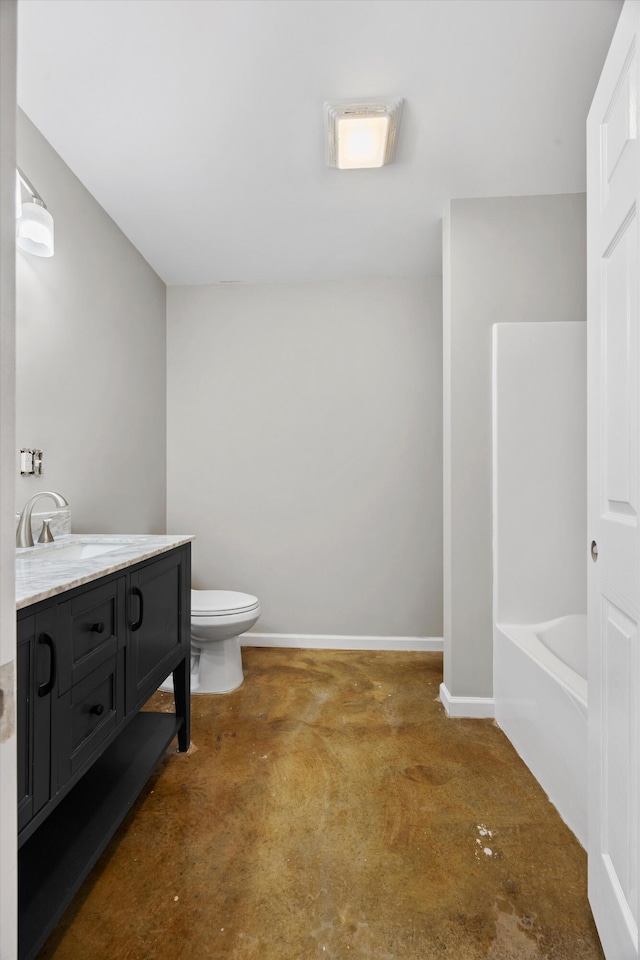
0,1,18,958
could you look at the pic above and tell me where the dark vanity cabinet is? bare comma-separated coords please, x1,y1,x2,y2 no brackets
17,543,191,960
17,607,56,832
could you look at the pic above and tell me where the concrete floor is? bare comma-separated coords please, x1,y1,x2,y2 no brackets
40,649,603,959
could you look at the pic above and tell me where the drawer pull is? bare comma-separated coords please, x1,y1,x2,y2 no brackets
130,587,144,632
90,703,105,716
37,633,56,698
90,622,105,634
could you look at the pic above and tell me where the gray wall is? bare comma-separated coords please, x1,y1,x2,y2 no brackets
493,322,586,625
443,194,587,699
167,277,443,638
16,111,167,534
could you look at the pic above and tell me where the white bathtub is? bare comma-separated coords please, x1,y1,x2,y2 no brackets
494,614,587,847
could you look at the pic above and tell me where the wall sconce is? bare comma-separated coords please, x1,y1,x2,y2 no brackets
16,167,54,258
325,99,403,169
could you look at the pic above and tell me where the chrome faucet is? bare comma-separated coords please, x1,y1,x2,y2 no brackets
16,491,69,548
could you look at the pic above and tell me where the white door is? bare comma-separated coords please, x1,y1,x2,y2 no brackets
588,2,640,957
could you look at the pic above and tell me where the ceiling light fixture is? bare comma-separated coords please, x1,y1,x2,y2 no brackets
325,99,403,170
16,167,54,258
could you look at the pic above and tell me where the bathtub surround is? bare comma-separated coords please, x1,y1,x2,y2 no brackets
167,278,443,641
442,194,587,712
16,110,167,536
37,650,603,960
493,322,587,845
495,618,588,847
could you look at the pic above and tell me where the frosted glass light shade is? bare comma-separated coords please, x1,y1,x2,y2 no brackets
325,99,403,169
337,116,390,169
17,200,54,257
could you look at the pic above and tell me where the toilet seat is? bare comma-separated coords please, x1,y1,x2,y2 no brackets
191,589,259,617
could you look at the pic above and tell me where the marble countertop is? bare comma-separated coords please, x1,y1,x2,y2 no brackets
16,534,195,610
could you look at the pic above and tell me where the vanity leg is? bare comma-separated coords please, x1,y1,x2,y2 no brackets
173,657,190,752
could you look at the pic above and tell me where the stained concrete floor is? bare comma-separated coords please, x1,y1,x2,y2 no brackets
40,650,603,960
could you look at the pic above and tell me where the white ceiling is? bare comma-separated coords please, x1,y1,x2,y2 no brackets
17,0,622,286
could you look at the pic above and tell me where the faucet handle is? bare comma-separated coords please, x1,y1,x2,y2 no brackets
37,519,54,544
16,491,68,548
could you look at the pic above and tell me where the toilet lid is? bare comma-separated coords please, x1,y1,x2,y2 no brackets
191,589,259,616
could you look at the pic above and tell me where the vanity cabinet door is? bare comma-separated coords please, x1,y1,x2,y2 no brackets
17,608,56,832
126,548,189,712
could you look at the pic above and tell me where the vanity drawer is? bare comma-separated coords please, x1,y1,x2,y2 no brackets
56,652,124,789
57,578,126,693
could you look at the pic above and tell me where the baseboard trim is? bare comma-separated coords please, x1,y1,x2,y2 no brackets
439,682,495,718
243,632,444,652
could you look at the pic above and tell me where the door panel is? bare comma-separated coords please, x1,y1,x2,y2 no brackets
602,599,638,927
126,550,187,711
16,618,34,831
603,208,638,514
588,2,640,956
16,609,55,833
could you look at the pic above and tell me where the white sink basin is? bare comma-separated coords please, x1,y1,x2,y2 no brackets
18,539,140,562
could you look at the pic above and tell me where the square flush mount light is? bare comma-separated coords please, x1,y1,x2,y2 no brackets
325,99,403,169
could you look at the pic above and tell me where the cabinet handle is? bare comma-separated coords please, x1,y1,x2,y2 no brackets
90,703,105,716
37,633,56,697
130,587,144,632
90,622,105,633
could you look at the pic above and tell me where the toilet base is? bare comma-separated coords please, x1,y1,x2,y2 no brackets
194,633,245,694
160,635,244,695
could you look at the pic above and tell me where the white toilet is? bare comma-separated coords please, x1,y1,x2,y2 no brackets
163,589,260,695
